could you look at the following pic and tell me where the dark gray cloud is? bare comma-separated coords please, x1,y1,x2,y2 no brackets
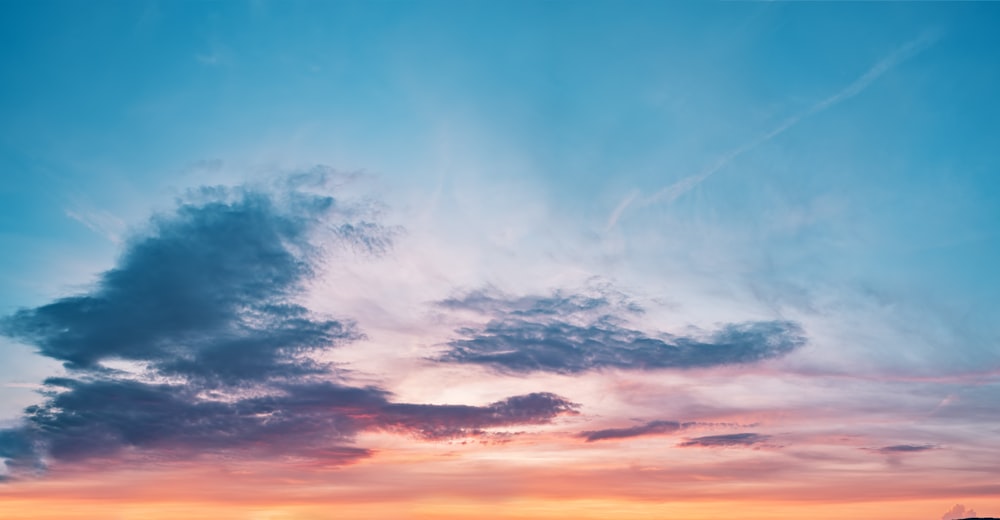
6,379,574,465
579,420,685,442
0,179,575,476
436,290,806,374
679,433,770,448
3,187,360,383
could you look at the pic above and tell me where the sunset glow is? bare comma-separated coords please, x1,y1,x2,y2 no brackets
1,2,999,519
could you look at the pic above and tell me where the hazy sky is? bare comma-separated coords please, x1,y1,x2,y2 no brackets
1,2,998,519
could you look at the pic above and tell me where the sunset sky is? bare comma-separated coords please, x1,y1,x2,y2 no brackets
1,2,999,519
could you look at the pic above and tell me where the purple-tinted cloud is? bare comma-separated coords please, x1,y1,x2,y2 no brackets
679,433,770,448
579,420,685,442
877,444,936,454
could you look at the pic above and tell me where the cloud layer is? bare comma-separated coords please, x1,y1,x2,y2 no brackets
0,180,576,475
437,290,806,374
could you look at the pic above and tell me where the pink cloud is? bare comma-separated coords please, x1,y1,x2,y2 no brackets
942,504,978,520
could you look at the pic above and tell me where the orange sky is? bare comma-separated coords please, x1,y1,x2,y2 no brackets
1,435,996,520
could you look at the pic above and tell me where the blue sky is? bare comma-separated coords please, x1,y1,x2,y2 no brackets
1,2,999,518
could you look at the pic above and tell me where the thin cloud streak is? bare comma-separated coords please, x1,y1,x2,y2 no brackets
679,432,771,448
606,30,942,230
874,444,937,455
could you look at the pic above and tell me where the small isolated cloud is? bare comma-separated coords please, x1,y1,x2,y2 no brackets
877,444,937,455
436,289,805,374
942,504,978,520
0,173,576,477
679,433,770,448
579,420,684,442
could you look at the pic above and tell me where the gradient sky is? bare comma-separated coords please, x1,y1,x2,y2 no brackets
1,2,999,520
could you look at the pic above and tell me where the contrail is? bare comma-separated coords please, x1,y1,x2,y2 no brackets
605,30,942,231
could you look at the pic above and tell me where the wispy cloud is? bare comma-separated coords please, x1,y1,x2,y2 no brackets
606,30,942,230
65,208,127,244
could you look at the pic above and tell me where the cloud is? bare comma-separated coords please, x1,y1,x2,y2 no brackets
942,504,978,520
579,420,684,442
436,289,805,374
876,444,936,454
0,429,40,476
438,287,642,318
10,379,574,464
5,185,363,383
0,175,576,475
679,433,770,448
377,392,578,440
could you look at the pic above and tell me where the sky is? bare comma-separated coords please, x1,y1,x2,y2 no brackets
1,2,999,519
